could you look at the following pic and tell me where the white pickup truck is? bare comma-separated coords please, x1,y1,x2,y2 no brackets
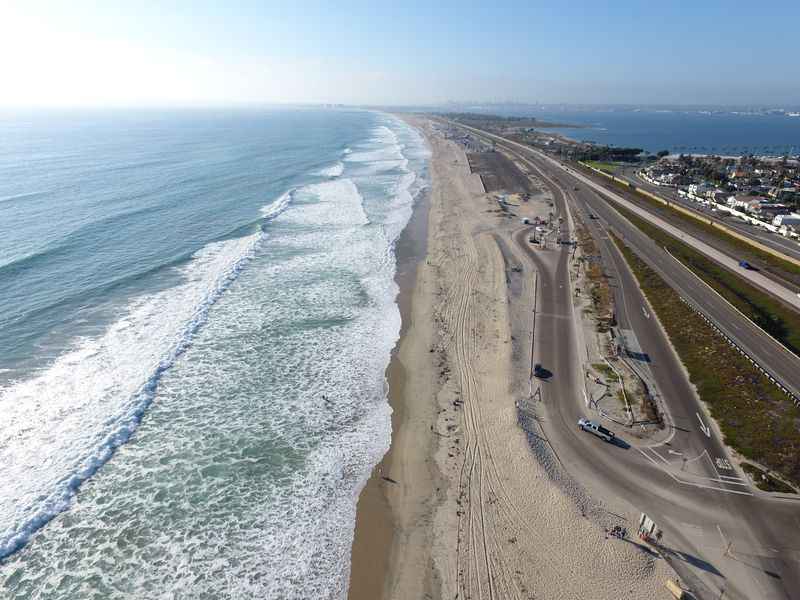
578,417,615,443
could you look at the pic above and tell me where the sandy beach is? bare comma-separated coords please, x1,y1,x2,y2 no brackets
349,115,674,600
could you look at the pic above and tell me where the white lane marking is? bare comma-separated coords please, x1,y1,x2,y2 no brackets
708,477,750,487
639,447,664,468
647,447,671,465
715,457,733,471
717,524,730,549
683,449,711,465
708,450,723,479
687,478,751,496
636,449,754,496
668,449,683,456
696,412,712,438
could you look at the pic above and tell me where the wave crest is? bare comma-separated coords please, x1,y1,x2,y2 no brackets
0,190,294,560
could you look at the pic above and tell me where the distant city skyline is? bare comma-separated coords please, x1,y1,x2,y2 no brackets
2,0,799,108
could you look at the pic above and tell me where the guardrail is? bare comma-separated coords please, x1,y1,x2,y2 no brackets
677,294,799,406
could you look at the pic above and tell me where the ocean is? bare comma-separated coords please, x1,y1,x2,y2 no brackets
0,108,429,598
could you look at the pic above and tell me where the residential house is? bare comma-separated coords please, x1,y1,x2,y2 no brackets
756,203,791,220
688,182,715,197
727,195,764,213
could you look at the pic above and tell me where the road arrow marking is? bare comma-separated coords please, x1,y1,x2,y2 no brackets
696,412,711,438
641,306,650,319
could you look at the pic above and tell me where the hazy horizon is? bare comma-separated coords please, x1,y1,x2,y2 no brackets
2,1,799,108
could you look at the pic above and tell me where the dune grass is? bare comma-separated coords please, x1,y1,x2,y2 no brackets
611,202,800,358
612,233,800,487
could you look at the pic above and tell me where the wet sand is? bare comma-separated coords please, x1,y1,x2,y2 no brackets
348,115,674,600
348,134,435,600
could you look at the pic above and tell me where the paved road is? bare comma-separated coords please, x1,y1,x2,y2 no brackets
570,169,800,400
442,120,800,599
617,167,800,264
519,155,800,600
561,163,800,310
450,121,800,400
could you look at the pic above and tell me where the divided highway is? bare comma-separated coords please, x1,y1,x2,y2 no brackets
544,154,800,402
449,121,800,400
562,163,800,308
618,168,800,264
445,120,800,599
460,121,800,311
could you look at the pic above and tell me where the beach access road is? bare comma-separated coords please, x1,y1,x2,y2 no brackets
449,122,800,600
450,121,800,401
368,116,678,600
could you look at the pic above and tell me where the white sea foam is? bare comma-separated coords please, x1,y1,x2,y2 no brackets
381,170,418,243
344,124,415,179
261,188,294,219
289,178,370,228
0,113,430,599
315,161,344,178
0,191,293,560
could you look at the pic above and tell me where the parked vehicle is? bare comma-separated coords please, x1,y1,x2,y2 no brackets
578,417,615,442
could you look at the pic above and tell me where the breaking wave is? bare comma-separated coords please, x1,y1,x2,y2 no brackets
0,192,293,560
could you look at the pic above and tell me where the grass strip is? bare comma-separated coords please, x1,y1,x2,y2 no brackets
584,160,619,175
741,463,796,494
607,200,800,357
612,233,800,487
576,223,613,330
581,162,800,279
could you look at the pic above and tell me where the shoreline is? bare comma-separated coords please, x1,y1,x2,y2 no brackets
348,117,437,600
348,114,674,600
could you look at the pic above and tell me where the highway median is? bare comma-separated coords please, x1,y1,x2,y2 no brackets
607,198,800,359
611,232,800,490
579,161,800,281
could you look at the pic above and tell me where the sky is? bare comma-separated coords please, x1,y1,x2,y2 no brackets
1,0,798,108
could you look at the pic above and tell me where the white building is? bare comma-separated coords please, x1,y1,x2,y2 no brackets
772,213,800,228
688,182,715,197
727,195,764,213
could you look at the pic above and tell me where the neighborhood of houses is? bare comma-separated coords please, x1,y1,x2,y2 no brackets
640,155,800,237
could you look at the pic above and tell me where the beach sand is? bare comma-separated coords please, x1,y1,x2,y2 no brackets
348,116,674,600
